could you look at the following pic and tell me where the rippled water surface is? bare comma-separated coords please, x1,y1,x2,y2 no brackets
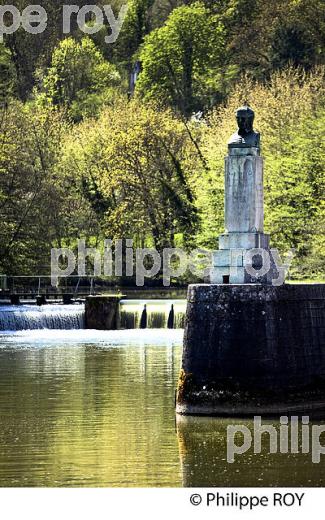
0,329,325,487
0,329,183,487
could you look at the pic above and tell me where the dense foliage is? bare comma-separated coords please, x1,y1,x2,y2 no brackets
0,1,324,279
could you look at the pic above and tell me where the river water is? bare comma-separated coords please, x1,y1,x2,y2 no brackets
0,328,325,487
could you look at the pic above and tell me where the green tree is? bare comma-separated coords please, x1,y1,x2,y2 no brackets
38,37,121,121
60,99,199,249
3,0,93,100
113,0,155,65
0,102,62,273
136,2,227,116
0,43,16,103
0,99,100,275
221,0,325,80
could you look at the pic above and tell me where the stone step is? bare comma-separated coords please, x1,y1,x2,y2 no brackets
218,232,270,250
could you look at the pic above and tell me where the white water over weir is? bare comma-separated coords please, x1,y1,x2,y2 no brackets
119,300,186,329
0,305,85,331
0,299,187,331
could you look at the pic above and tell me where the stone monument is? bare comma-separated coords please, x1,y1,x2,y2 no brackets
210,105,277,284
176,106,325,416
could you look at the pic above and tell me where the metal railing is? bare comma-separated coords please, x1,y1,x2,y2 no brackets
0,275,98,298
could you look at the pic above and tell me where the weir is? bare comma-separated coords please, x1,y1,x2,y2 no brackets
119,300,186,329
0,305,85,331
0,299,186,331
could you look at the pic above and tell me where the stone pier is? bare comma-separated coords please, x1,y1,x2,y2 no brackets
176,283,325,415
176,106,325,415
85,295,121,330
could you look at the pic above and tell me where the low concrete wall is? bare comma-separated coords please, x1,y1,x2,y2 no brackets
176,283,325,415
85,295,121,330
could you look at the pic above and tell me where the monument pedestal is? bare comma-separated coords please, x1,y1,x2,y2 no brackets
209,233,280,284
176,284,325,416
208,145,279,284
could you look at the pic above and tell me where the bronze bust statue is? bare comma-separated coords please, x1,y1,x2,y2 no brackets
228,106,260,150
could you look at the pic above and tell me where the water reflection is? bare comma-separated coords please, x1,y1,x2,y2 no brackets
176,415,325,487
0,330,182,487
0,329,325,487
